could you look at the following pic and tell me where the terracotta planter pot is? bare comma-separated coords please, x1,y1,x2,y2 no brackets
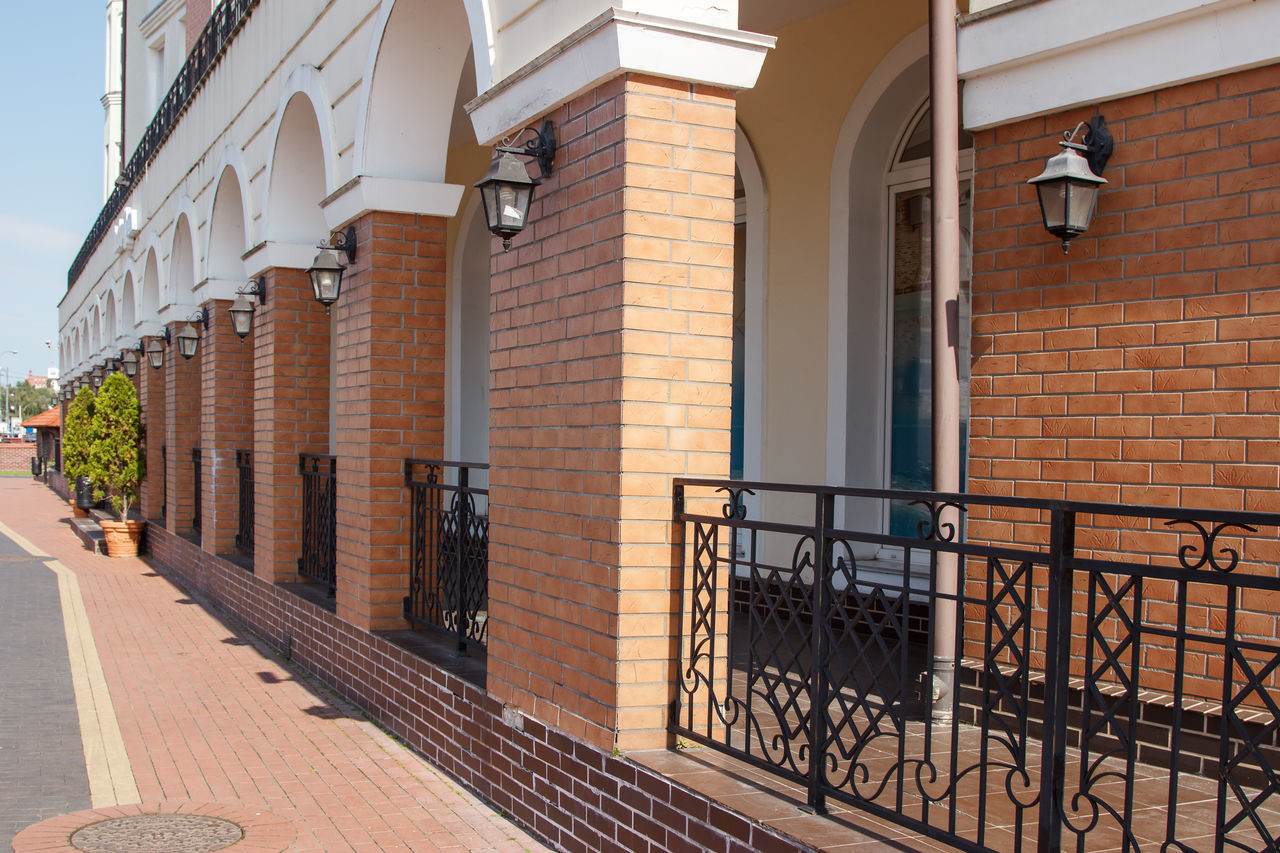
70,498,89,519
100,519,145,558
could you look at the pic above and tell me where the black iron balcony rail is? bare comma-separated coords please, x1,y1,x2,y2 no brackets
67,0,260,288
191,447,202,531
672,478,1280,853
235,449,253,554
403,459,489,652
298,453,336,595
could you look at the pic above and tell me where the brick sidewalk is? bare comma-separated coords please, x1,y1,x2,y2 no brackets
0,477,553,853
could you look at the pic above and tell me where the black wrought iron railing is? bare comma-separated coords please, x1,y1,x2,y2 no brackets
191,447,202,531
68,0,260,288
672,479,1280,853
159,445,167,520
235,449,253,554
298,453,336,595
53,437,61,473
403,459,489,652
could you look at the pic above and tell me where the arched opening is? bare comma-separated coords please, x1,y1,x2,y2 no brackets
121,273,137,332
208,166,249,282
356,0,473,182
142,250,161,315
90,307,101,355
263,90,329,243
450,200,491,478
105,292,118,347
834,60,973,564
731,127,767,483
170,213,197,299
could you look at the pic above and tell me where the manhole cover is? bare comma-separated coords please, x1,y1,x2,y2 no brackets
70,814,244,853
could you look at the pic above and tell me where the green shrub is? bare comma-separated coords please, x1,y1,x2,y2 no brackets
63,386,95,483
87,373,145,517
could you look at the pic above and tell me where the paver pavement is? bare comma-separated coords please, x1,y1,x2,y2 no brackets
0,477,553,853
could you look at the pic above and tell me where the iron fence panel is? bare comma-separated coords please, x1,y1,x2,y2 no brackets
298,453,335,595
403,459,488,652
672,479,1280,852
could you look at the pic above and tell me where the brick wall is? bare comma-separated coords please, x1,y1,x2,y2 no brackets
166,327,202,534
333,212,447,631
486,74,736,750
967,63,1280,695
147,522,813,853
201,300,254,554
140,335,167,521
0,441,36,472
252,268,332,584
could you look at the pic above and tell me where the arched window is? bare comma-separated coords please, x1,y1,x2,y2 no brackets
883,103,974,538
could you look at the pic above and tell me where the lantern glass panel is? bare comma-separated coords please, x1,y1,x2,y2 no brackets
176,324,199,359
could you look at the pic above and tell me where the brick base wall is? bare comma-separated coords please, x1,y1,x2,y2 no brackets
145,522,811,853
0,442,37,472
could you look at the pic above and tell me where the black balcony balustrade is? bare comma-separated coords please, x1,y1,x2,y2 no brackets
235,449,253,555
298,454,336,596
672,478,1280,852
191,447,202,531
159,445,167,521
68,0,260,288
403,459,489,653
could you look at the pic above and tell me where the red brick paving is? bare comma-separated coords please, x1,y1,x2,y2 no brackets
2,477,552,853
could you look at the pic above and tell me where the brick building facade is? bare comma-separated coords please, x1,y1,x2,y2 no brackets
57,0,1280,849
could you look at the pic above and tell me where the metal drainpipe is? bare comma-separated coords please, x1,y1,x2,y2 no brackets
929,0,962,722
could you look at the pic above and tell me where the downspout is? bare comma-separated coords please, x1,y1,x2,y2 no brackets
929,0,962,721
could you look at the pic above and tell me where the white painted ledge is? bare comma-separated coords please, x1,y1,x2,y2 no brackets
958,0,1280,130
320,176,466,231
242,241,320,278
467,9,776,145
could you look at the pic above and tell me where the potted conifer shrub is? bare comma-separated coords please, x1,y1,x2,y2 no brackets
87,373,146,556
63,386,96,518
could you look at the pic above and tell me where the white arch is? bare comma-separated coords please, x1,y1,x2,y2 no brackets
140,240,163,316
261,65,338,243
825,26,929,490
204,143,256,252
737,125,767,484
447,191,488,462
121,272,137,333
169,199,200,297
90,306,102,356
352,0,478,181
105,291,119,347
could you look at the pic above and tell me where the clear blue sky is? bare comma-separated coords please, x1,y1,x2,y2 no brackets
0,5,104,386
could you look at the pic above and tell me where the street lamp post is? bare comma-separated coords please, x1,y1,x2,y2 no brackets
0,351,16,438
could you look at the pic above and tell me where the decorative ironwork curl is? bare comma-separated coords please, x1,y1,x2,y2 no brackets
717,486,754,520
910,498,967,541
1165,519,1258,573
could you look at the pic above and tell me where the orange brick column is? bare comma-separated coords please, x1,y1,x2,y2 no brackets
139,335,167,522
165,325,201,535
253,268,332,584
486,75,736,751
332,213,447,631
199,300,254,555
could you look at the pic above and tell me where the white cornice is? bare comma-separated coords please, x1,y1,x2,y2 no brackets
467,9,775,145
139,0,185,42
320,177,465,232
958,0,1280,130
242,241,319,278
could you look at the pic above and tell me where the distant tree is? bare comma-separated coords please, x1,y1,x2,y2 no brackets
8,382,54,421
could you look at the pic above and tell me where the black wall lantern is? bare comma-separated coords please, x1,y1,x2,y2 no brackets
1028,115,1114,253
307,226,356,312
92,365,104,387
475,119,556,251
229,276,266,339
147,328,170,370
120,346,139,377
176,309,208,360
